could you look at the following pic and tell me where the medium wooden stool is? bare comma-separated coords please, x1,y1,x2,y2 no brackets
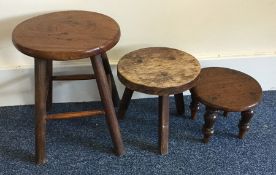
12,11,125,164
117,47,201,155
190,67,262,143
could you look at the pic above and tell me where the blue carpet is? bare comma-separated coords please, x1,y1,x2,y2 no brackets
0,91,275,175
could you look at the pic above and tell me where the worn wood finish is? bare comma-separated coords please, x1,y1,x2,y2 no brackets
12,11,120,60
35,58,48,165
101,52,120,107
117,47,200,154
191,67,262,143
192,67,262,112
118,87,134,120
202,108,218,143
91,55,125,156
238,109,254,139
174,93,184,115
46,110,105,120
117,47,201,95
158,96,169,155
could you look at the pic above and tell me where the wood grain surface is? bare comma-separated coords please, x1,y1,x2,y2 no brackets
12,10,120,60
117,47,201,95
193,67,262,111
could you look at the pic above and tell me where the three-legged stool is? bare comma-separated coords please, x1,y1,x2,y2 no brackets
117,47,201,154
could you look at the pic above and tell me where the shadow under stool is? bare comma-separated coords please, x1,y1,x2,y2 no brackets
189,67,262,143
12,10,125,164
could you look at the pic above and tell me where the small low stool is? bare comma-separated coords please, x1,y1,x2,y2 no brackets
117,47,201,155
190,67,262,143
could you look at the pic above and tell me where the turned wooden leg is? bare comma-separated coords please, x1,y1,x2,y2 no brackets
91,55,125,156
202,107,218,143
46,60,53,111
174,93,184,115
158,95,169,155
118,87,134,120
238,109,254,139
190,91,200,120
101,52,120,107
34,58,48,165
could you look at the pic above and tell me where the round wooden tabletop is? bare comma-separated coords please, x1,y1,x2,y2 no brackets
117,47,201,95
192,67,263,112
12,10,120,60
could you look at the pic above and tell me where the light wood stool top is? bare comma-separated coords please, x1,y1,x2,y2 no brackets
117,47,201,155
117,47,201,95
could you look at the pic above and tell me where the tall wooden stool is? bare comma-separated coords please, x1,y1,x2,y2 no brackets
117,47,201,155
12,11,124,164
190,67,262,143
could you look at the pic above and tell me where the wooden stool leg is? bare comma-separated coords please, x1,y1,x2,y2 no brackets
118,87,134,120
46,60,53,111
91,55,125,156
202,107,218,143
34,58,48,165
174,93,184,115
190,91,199,120
158,95,169,155
223,111,228,117
101,53,120,107
238,109,254,139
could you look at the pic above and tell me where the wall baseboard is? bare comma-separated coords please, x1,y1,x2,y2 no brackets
0,55,275,106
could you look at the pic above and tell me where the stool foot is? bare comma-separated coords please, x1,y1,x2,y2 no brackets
239,109,254,139
158,95,169,155
190,91,200,120
174,93,184,115
34,58,48,165
118,87,134,120
202,108,218,144
101,53,120,107
91,55,125,156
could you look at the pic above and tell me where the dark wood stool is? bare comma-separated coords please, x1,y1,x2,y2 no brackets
117,47,201,155
12,10,125,164
190,67,262,143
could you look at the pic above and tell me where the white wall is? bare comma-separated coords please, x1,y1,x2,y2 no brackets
0,0,276,106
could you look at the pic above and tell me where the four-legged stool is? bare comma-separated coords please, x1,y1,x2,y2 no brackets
12,10,125,164
190,67,262,143
117,47,201,155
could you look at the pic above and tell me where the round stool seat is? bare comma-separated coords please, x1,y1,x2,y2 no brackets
193,67,262,112
12,10,120,60
117,47,201,95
